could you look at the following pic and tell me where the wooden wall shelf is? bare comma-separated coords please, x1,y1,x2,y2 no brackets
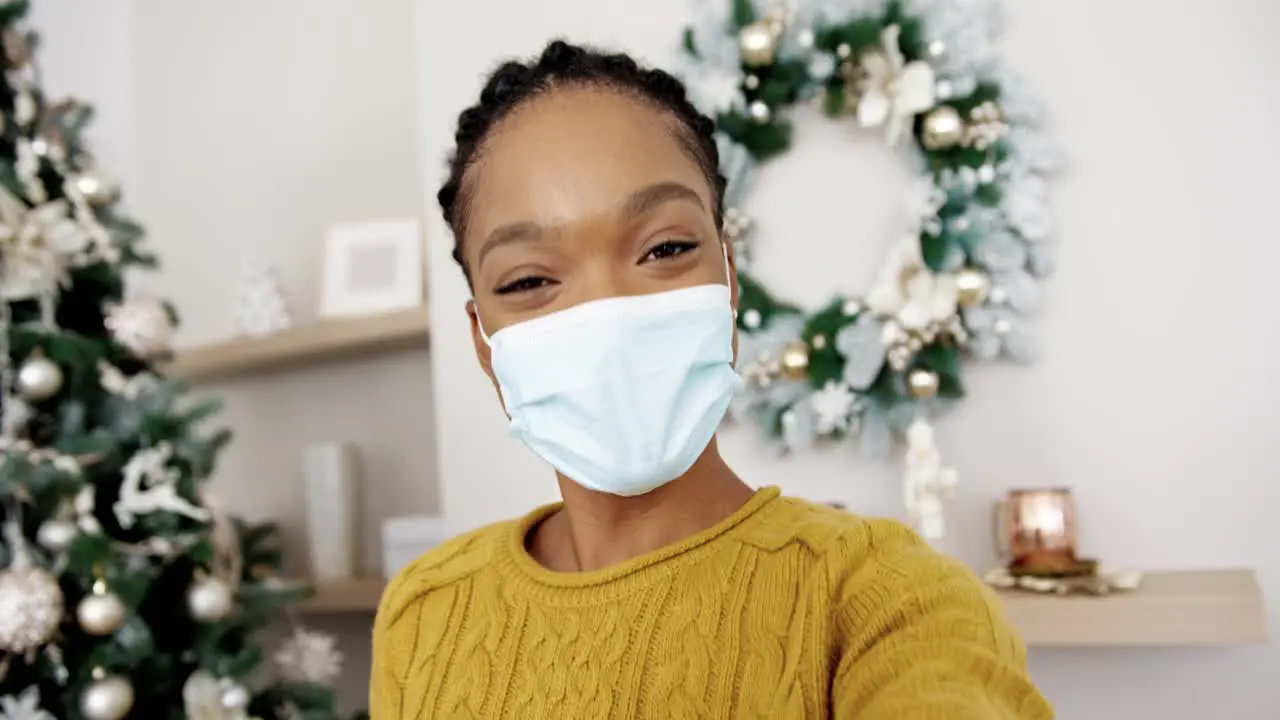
996,569,1266,647
298,578,386,614
298,569,1267,648
165,307,430,383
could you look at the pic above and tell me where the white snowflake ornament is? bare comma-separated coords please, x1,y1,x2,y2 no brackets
809,381,857,435
856,25,938,145
275,627,342,684
0,686,55,720
104,295,174,359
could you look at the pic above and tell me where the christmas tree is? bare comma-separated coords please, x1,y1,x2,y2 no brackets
0,4,354,719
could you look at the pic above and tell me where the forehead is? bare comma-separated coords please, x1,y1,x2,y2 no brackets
463,86,711,244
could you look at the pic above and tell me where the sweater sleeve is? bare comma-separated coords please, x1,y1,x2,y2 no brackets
830,521,1053,720
369,569,411,720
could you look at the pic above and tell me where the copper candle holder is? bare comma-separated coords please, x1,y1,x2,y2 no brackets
995,488,1089,577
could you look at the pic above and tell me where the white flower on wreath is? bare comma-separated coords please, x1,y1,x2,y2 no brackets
809,381,858,435
0,686,55,720
866,237,958,331
856,24,937,145
183,672,262,720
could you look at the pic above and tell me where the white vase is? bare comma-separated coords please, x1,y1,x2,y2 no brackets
303,442,361,581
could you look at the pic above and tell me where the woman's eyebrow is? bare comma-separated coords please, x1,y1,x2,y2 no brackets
477,221,542,271
621,182,704,218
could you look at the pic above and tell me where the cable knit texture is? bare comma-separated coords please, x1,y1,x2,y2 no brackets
370,487,1053,719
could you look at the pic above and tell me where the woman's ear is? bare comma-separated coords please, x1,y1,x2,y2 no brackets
723,239,740,366
724,239,739,307
467,298,497,386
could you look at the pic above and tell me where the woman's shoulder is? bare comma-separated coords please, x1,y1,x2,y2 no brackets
375,518,514,627
746,495,921,557
747,495,976,595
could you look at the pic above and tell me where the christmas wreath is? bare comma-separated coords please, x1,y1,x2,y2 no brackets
678,0,1058,475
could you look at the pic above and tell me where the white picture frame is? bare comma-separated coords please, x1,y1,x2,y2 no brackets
320,218,424,318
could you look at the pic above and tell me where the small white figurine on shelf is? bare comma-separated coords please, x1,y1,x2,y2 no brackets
903,417,958,541
231,260,292,337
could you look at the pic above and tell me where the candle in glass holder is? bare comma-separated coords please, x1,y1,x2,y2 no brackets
999,488,1078,573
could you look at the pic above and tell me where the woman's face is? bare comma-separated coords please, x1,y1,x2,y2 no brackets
460,85,738,387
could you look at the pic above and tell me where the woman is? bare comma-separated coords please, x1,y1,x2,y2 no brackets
371,40,1052,719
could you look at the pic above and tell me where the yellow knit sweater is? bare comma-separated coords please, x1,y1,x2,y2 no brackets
371,487,1052,719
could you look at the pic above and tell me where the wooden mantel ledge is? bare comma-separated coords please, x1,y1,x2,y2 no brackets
298,569,1267,648
164,306,430,383
995,568,1267,647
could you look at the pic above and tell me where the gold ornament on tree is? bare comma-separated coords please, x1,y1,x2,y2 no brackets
186,573,234,623
72,171,121,207
0,514,64,657
76,578,127,636
36,516,77,552
186,491,242,624
16,352,63,401
920,106,965,150
80,668,134,720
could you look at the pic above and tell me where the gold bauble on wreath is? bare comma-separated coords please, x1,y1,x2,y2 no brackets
955,268,991,308
778,339,811,381
921,106,965,150
907,368,941,399
738,21,779,67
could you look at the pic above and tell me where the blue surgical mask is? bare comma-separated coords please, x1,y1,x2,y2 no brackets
480,252,740,497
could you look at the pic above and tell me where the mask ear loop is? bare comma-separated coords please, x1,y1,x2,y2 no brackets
472,301,493,346
721,241,740,323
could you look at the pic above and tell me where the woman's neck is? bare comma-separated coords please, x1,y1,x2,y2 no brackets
530,439,754,573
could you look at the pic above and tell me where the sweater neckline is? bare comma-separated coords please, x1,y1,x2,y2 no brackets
501,485,781,595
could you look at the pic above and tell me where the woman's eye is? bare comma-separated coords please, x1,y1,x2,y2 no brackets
495,276,553,295
642,239,699,263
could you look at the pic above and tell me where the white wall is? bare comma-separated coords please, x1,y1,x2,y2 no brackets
29,0,428,713
27,2,136,186
416,1,1280,718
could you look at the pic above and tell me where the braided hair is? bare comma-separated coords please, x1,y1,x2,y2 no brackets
437,40,726,278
